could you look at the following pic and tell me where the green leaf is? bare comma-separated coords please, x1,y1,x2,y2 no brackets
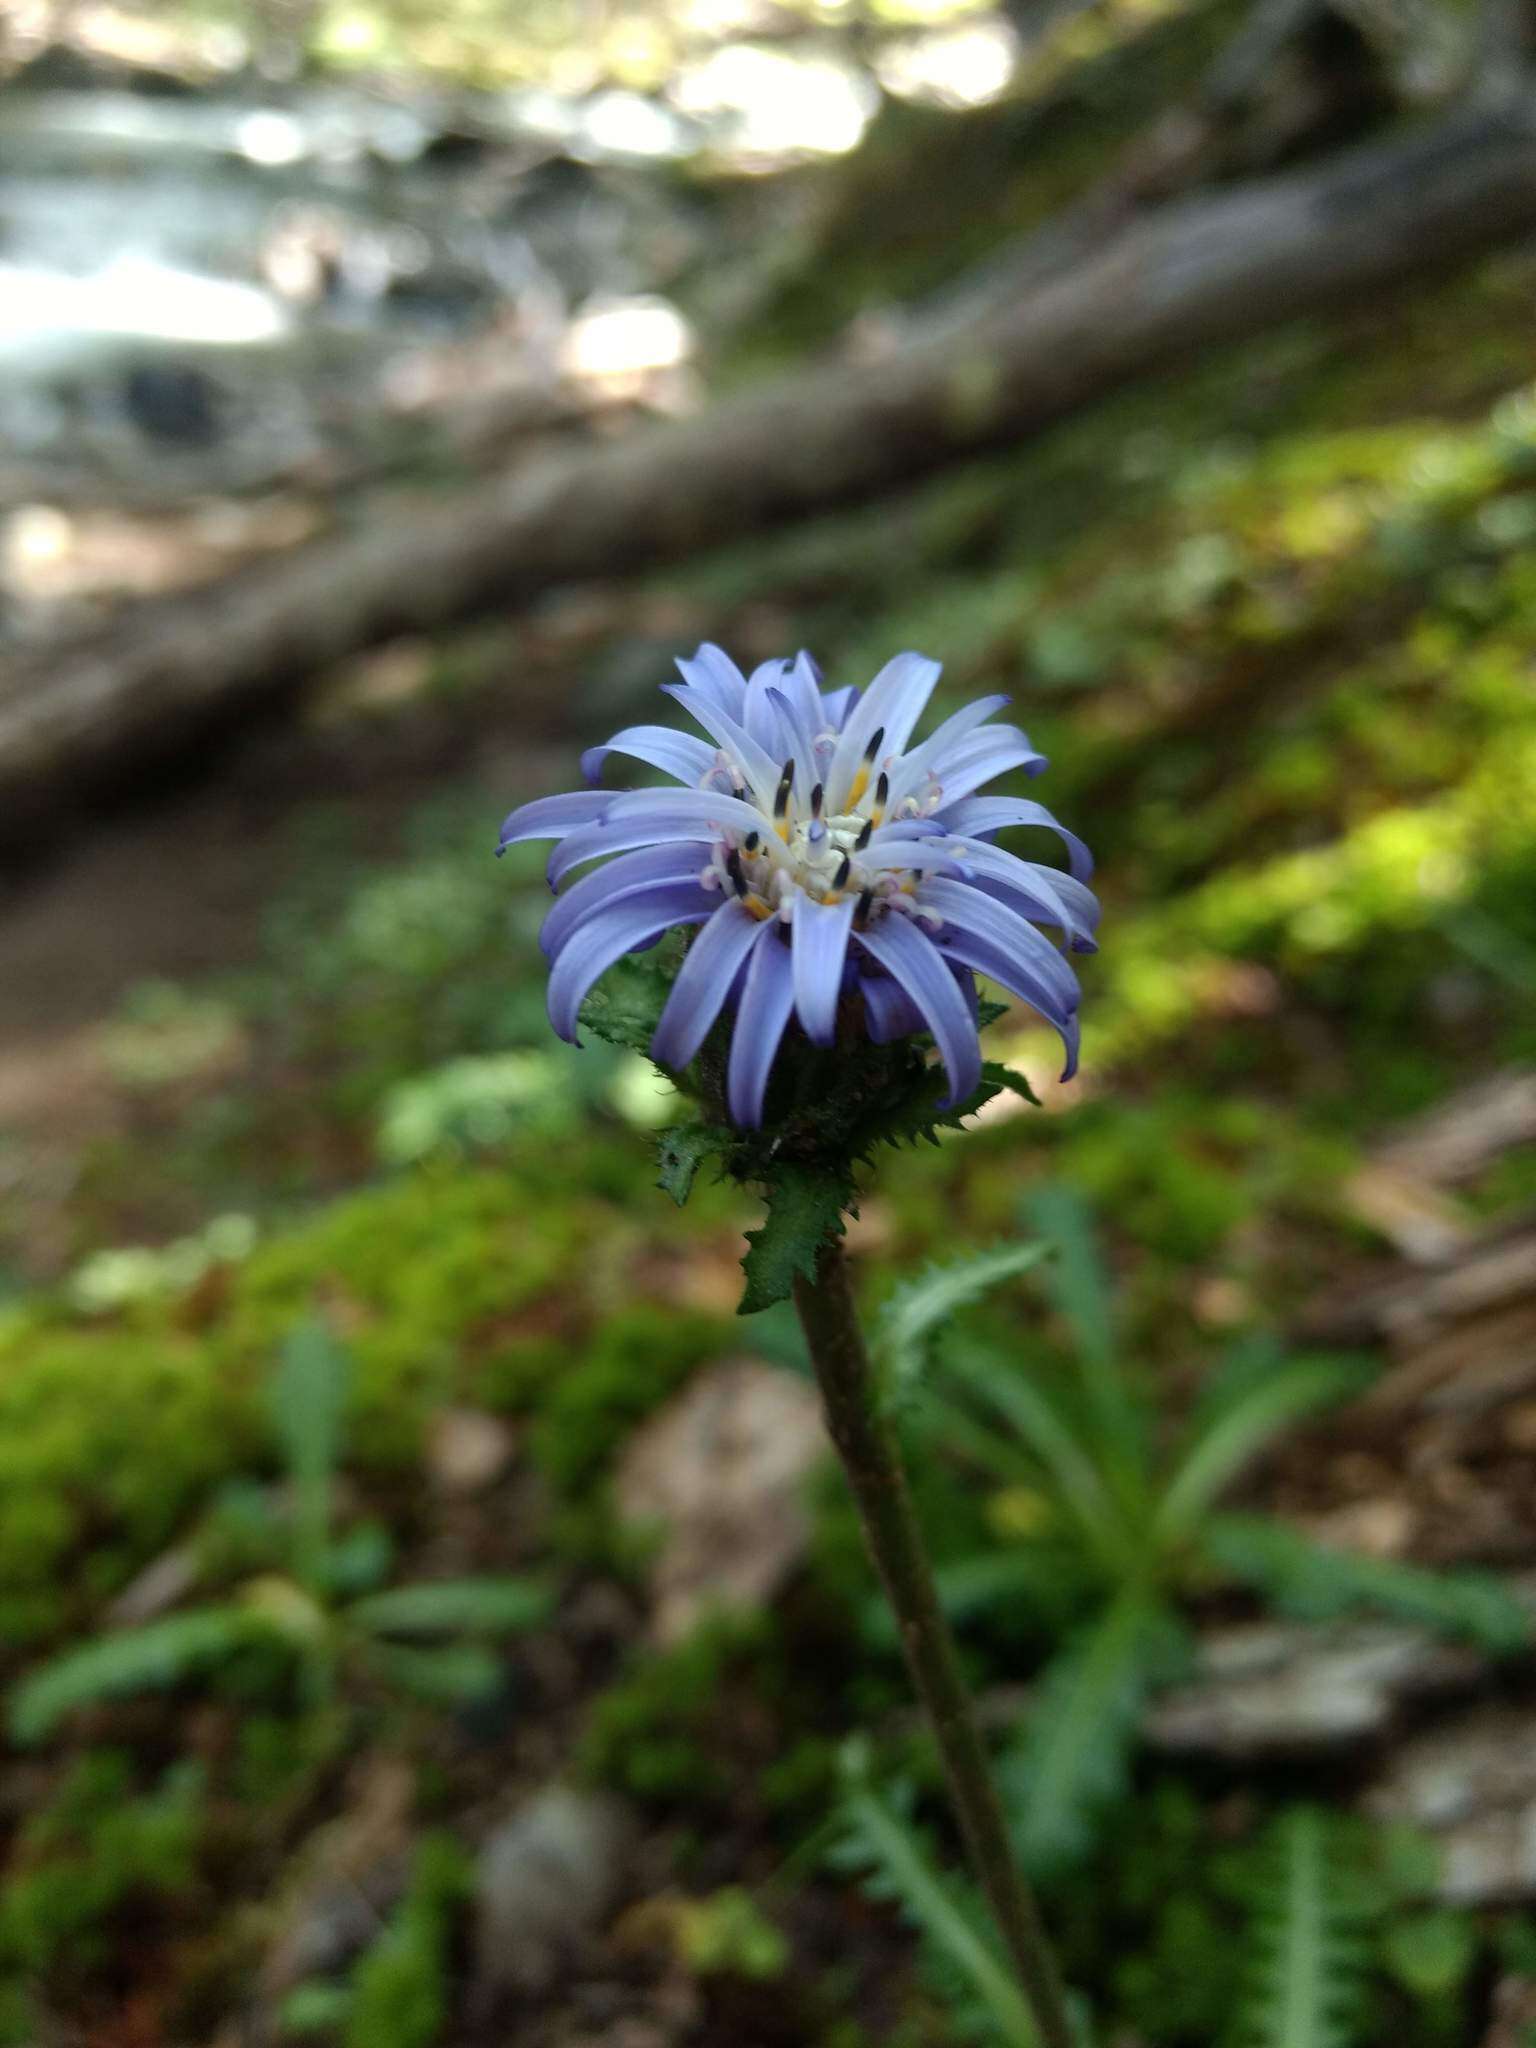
980,1059,1040,1108
362,1640,504,1705
938,1338,1128,1567
1025,1185,1116,1375
836,1781,1040,2047
875,1241,1050,1397
656,1122,730,1207
348,1576,552,1640
1024,1186,1147,1481
10,1606,281,1744
577,947,679,1055
1236,1809,1367,2048
739,1163,854,1315
273,1319,351,1591
1155,1359,1363,1543
1379,1910,1475,1999
1206,1515,1532,1653
1003,1590,1183,1878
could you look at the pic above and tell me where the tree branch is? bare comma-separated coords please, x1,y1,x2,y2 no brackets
4,94,1536,841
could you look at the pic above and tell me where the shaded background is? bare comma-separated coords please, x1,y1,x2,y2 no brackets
1,0,1535,2040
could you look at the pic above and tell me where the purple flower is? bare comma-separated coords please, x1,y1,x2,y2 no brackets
497,645,1097,1127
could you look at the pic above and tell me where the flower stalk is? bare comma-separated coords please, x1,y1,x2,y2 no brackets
794,1238,1075,2048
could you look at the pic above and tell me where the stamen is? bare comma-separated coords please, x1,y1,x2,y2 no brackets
832,853,851,890
874,770,890,810
725,848,750,899
855,886,875,925
863,726,885,765
854,817,874,851
744,830,760,852
810,781,824,820
773,758,795,819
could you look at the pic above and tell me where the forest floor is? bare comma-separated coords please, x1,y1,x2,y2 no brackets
3,38,1536,2045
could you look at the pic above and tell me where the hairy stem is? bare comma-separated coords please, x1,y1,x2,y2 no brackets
794,1239,1075,2048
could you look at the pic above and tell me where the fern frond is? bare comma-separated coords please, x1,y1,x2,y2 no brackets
875,1242,1050,1401
1002,1590,1185,1878
834,1781,1039,2046
1205,1514,1532,1653
1236,1809,1368,2048
10,1606,280,1744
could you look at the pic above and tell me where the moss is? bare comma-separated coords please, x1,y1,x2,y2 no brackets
212,1164,588,1464
528,1304,732,1495
0,1315,243,1644
0,1751,205,1984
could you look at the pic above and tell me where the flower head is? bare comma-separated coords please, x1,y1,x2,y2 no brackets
497,645,1097,1126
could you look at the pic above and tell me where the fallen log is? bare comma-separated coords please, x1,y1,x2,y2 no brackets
5,97,1536,840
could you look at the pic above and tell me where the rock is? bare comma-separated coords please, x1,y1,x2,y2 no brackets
427,1406,516,1495
613,1359,825,1644
1365,1708,1536,1904
1480,1975,1536,2047
1147,1616,1484,1759
473,1786,638,2000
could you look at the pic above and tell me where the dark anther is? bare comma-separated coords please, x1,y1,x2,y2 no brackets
744,830,760,852
854,817,874,850
810,781,824,819
863,726,885,764
832,853,851,890
874,771,890,809
726,849,750,898
855,886,875,925
773,759,795,819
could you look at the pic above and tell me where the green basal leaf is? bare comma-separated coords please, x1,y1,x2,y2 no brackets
10,1606,284,1745
274,1320,351,1591
656,1122,731,1206
1205,1514,1532,1653
1004,1590,1186,1878
362,1640,504,1706
348,1576,552,1640
739,1163,856,1315
876,1240,1050,1396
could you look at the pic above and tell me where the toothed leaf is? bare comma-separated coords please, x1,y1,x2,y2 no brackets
656,1122,731,1206
876,1241,1050,1398
738,1163,856,1315
1003,1591,1186,1877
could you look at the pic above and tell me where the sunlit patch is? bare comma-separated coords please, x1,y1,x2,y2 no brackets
0,259,289,356
559,296,695,396
236,109,307,167
670,43,875,161
877,20,1020,106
